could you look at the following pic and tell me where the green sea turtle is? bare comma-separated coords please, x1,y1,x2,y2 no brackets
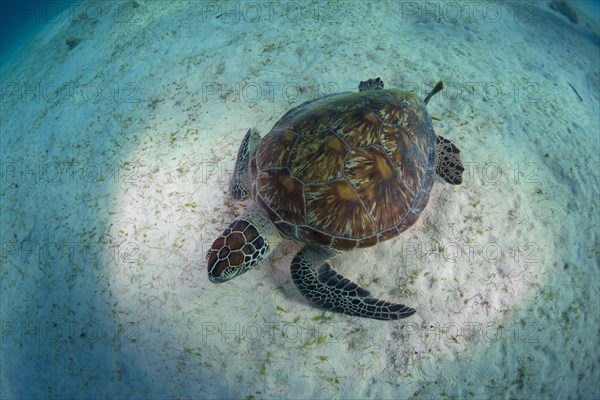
208,78,464,320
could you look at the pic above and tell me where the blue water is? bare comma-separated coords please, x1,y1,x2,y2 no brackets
581,0,600,16
0,0,78,66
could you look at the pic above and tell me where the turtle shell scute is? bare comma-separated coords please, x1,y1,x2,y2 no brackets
252,88,436,250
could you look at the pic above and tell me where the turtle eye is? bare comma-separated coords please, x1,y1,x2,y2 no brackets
207,219,268,283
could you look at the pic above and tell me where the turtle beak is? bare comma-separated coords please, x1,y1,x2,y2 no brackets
207,259,228,282
207,254,242,283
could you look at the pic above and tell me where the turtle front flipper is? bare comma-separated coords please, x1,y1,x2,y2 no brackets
229,128,261,199
436,135,464,185
291,246,416,320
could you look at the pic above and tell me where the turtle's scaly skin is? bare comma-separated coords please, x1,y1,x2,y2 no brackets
250,89,436,250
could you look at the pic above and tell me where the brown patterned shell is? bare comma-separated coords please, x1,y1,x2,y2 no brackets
250,89,436,251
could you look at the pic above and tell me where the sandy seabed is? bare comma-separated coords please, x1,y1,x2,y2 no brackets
1,1,598,398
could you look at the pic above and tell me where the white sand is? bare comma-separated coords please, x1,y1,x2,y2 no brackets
1,0,598,398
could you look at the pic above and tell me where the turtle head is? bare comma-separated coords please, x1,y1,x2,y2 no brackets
207,211,281,283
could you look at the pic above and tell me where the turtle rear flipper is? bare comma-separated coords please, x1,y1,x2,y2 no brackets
291,246,416,320
229,128,261,199
436,135,464,185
